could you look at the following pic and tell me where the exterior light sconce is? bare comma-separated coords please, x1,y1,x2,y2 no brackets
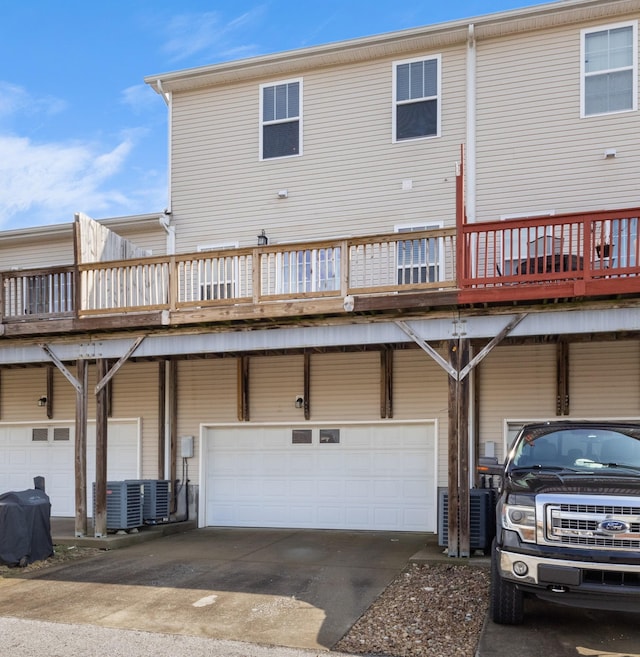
295,396,304,409
257,229,269,246
38,396,47,407
277,189,288,199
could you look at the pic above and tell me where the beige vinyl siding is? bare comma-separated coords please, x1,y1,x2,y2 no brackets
0,234,73,270
0,362,158,478
111,361,159,479
310,352,380,420
176,358,238,485
170,47,467,253
393,348,448,486
478,344,557,462
476,14,640,220
249,354,304,422
570,341,640,418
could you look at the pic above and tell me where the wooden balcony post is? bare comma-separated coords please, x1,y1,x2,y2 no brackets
74,359,88,537
168,256,178,311
94,358,109,538
252,250,261,304
0,273,4,325
456,145,466,286
447,337,470,558
340,239,349,297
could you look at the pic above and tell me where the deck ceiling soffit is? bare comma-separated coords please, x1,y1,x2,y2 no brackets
148,1,634,93
1,307,639,366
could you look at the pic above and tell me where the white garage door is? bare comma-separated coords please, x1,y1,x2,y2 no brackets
0,420,140,517
203,423,436,532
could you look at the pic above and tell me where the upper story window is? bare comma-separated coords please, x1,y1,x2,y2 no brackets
581,22,637,117
393,56,441,142
260,79,302,159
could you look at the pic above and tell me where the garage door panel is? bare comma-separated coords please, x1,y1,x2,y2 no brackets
205,423,436,532
0,421,139,517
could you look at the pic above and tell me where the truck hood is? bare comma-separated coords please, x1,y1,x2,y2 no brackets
506,469,640,495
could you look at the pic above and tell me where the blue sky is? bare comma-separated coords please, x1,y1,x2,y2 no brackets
0,0,551,231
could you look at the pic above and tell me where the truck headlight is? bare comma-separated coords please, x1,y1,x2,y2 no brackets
502,504,536,543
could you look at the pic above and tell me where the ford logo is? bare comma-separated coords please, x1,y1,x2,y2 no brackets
599,519,629,534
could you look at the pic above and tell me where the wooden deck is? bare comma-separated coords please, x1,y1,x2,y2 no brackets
2,207,640,337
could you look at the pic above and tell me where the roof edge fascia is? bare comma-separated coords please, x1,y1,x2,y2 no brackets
0,213,164,244
145,0,635,93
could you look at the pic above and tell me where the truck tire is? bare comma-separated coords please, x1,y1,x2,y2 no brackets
490,541,524,625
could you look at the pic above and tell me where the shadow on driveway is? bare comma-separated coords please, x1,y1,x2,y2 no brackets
0,527,428,651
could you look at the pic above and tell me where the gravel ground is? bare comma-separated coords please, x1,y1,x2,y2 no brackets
334,562,490,657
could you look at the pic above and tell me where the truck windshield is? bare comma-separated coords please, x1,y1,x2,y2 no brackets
511,426,640,470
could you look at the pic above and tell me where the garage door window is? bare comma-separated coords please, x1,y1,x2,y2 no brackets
292,429,312,444
320,429,340,444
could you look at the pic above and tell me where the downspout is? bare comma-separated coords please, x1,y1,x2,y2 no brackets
159,212,175,255
157,79,174,251
466,25,477,493
466,24,476,224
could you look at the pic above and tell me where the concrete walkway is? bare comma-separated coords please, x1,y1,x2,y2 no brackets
1,527,430,652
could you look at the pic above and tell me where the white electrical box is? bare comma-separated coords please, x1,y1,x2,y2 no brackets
180,436,194,458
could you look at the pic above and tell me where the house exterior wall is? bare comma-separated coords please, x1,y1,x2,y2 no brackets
2,339,639,513
0,232,74,270
169,47,467,253
166,7,640,254
478,340,640,463
0,362,160,479
475,13,640,220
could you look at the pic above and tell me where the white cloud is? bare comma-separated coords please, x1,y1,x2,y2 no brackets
161,7,266,63
0,81,67,120
0,135,134,228
121,84,159,114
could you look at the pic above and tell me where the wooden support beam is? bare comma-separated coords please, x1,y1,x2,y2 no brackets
473,360,481,488
158,359,166,478
303,352,311,420
94,359,109,538
447,338,471,558
380,347,393,418
169,359,178,512
458,338,471,558
238,356,250,421
74,359,88,537
46,364,54,419
556,340,570,416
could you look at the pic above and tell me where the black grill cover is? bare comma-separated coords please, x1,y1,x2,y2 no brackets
0,489,53,567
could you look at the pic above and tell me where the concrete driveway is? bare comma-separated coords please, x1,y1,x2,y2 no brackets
0,527,428,651
478,596,640,657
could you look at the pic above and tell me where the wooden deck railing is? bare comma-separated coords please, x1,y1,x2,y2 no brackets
3,210,640,327
1,228,457,322
458,207,640,301
1,266,75,321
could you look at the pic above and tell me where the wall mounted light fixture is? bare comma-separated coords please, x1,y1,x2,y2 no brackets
257,229,269,246
295,396,304,409
38,396,47,407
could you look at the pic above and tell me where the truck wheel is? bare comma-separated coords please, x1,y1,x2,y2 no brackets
490,542,524,625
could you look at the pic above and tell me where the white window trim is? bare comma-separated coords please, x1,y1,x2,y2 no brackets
394,221,444,283
392,55,442,144
580,20,638,119
259,77,303,160
196,242,240,301
197,242,239,252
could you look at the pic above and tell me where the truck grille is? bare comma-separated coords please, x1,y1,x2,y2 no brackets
537,493,640,552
